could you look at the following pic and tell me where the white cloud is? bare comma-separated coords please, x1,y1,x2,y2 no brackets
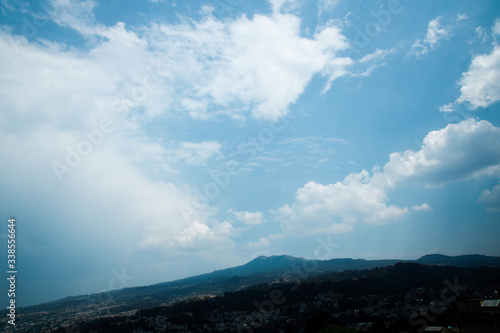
0,5,255,291
268,233,287,240
439,103,454,112
372,119,500,187
474,26,488,44
277,173,409,237
246,233,285,248
166,141,222,166
411,203,432,211
0,124,238,292
358,48,396,63
247,237,271,248
317,0,343,18
47,0,99,35
269,0,299,14
0,0,354,273
278,119,500,236
234,211,265,225
456,14,468,22
353,48,396,77
140,220,235,249
493,19,500,35
455,45,500,109
4,0,353,125
441,20,500,111
425,16,450,46
478,183,500,211
412,16,450,58
140,10,350,121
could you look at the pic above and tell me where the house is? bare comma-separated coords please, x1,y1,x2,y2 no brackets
424,326,449,332
457,298,500,332
481,299,500,315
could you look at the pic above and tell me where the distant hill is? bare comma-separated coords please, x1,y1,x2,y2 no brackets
8,253,499,331
175,255,405,284
9,259,500,333
416,253,500,267
176,253,500,285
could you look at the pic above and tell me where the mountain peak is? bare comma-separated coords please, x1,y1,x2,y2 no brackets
251,254,298,261
418,254,452,261
246,254,306,268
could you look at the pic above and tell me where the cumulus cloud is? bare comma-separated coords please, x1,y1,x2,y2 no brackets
234,211,265,225
412,16,450,58
2,0,353,126
372,119,500,187
247,237,271,248
278,119,500,236
441,20,500,111
455,45,500,109
0,124,237,295
277,173,409,236
140,220,235,249
411,203,432,211
0,0,355,267
141,6,350,121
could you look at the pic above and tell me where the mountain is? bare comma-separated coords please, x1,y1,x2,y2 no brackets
22,253,500,309
174,255,402,284
173,255,308,284
416,253,500,267
8,259,500,333
6,253,499,332
174,253,500,285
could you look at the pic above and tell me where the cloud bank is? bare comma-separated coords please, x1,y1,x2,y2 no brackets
278,119,500,236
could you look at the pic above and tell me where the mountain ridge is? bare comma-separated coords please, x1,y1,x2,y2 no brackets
22,253,500,310
7,255,500,332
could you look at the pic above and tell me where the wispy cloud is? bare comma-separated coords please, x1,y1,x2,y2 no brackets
412,16,451,58
317,0,344,19
456,13,468,22
166,141,222,166
353,48,397,76
478,183,500,211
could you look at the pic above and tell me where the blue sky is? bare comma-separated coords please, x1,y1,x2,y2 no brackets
1,0,500,307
